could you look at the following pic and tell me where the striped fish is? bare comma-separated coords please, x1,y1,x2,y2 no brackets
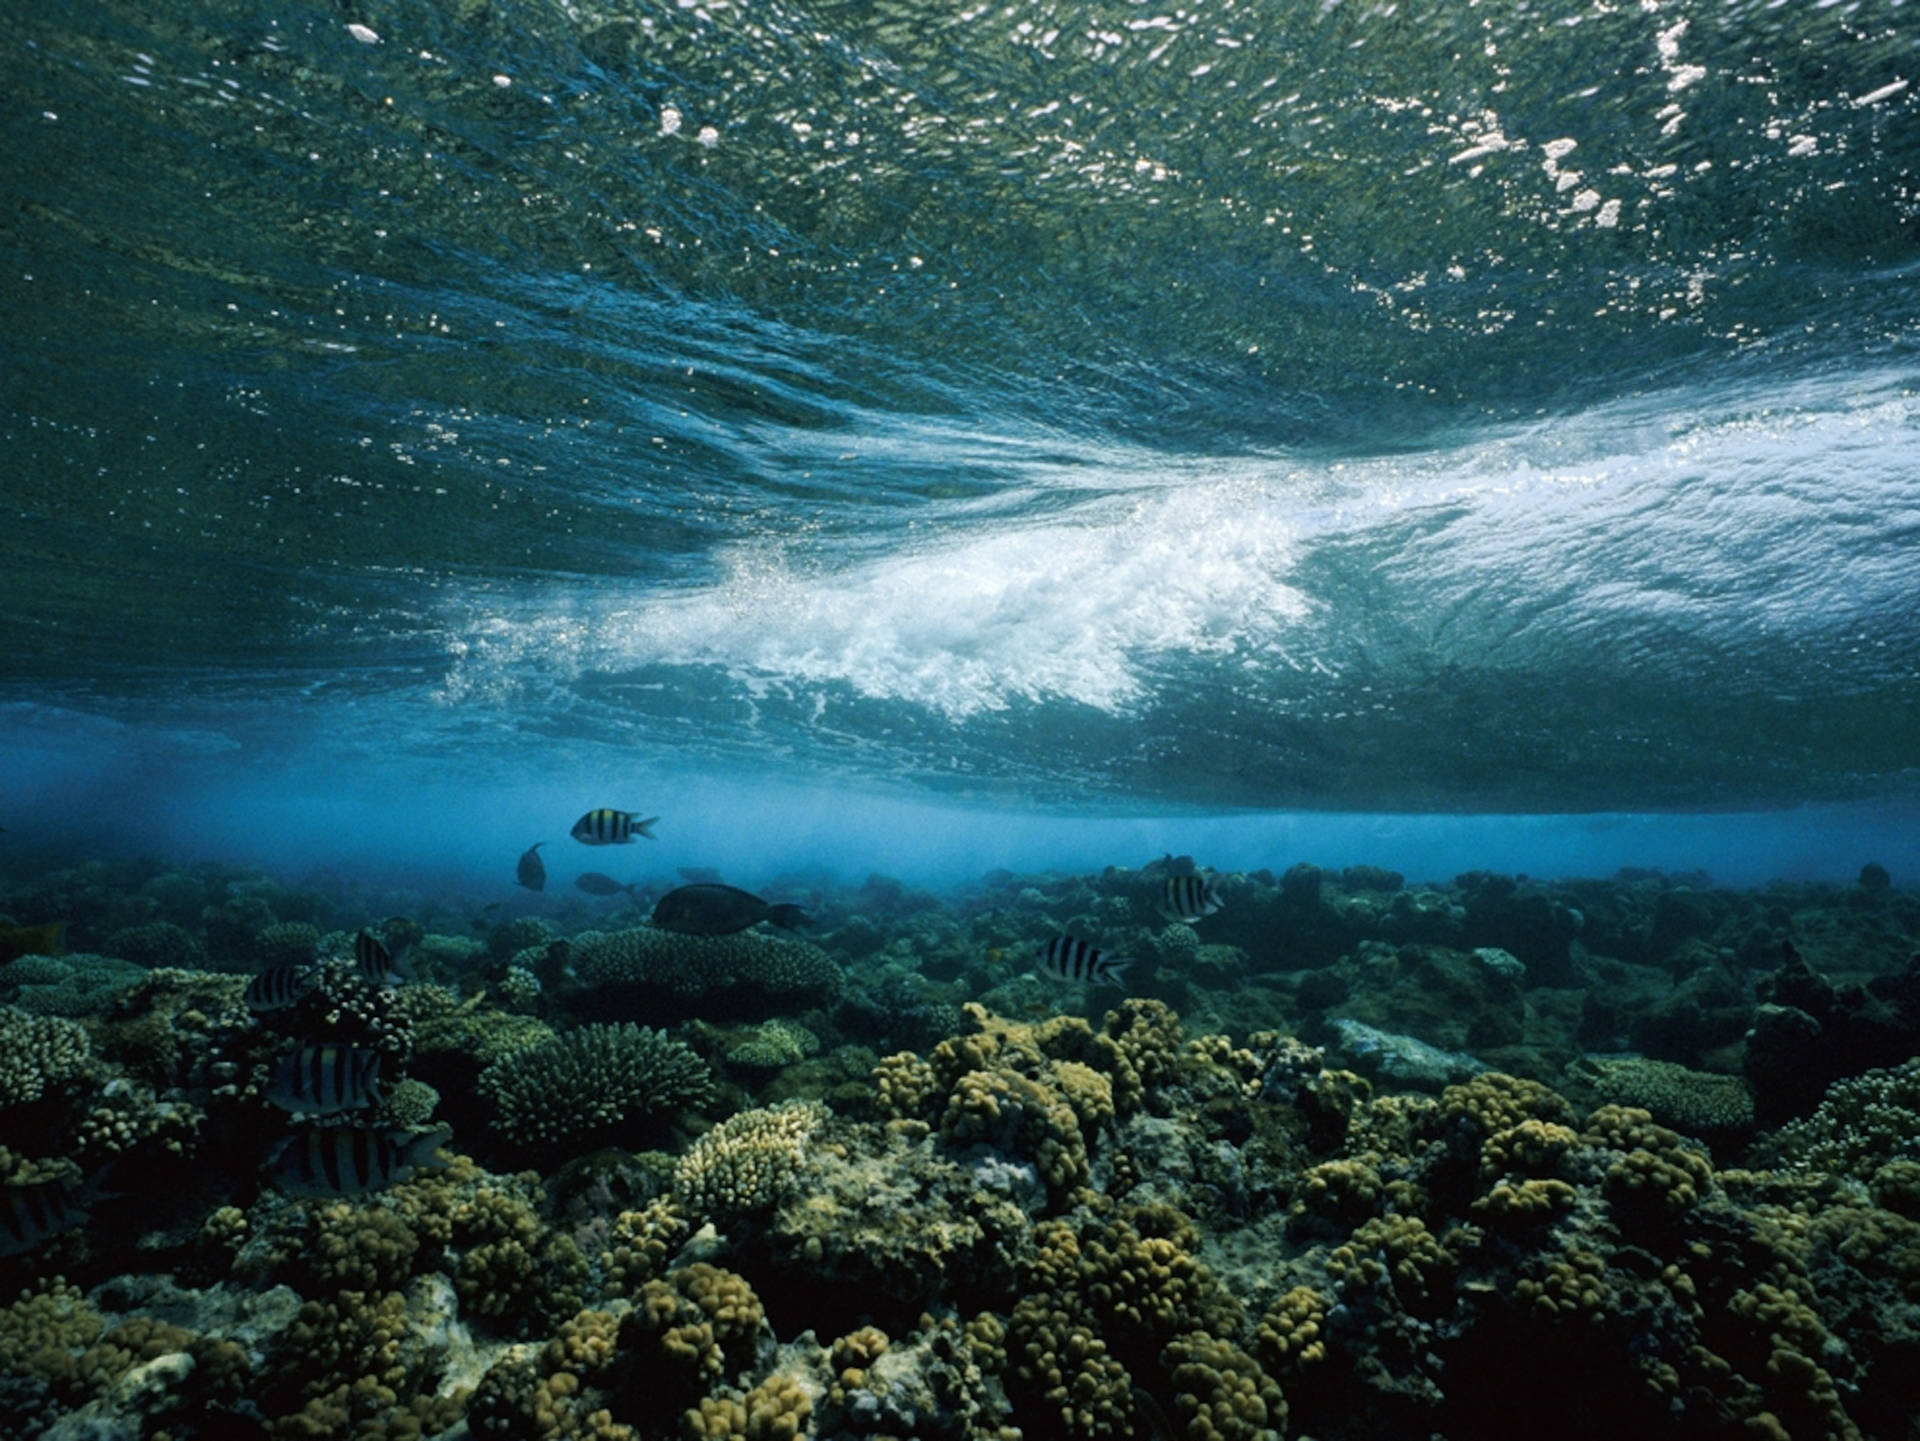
267,1043,384,1115
1158,873,1224,924
354,930,413,986
570,808,659,845
1040,934,1132,988
245,963,315,1013
270,1125,452,1197
0,1178,92,1257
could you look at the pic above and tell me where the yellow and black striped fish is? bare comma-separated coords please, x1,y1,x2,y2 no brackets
266,1044,384,1115
0,1177,92,1257
1158,873,1224,924
1040,934,1132,988
270,1125,452,1197
570,808,659,845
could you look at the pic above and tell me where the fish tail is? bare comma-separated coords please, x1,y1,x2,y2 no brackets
634,815,659,838
767,903,808,929
1100,957,1133,987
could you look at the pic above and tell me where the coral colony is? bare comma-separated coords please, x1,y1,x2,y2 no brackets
1,855,1918,1438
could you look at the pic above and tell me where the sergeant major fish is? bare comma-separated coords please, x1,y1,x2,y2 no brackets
245,962,315,1014
354,929,414,987
1040,934,1132,988
650,883,807,936
517,842,547,891
1158,873,1224,924
270,1124,452,1197
267,1043,384,1115
571,808,658,845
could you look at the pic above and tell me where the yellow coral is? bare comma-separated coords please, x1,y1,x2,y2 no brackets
675,1102,828,1222
1254,1286,1329,1375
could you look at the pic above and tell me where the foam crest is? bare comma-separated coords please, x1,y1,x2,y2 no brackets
619,480,1312,716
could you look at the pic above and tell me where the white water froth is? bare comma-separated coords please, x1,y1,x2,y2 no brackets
437,373,1920,720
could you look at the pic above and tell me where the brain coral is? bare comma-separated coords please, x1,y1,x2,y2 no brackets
572,927,839,1009
478,1023,714,1157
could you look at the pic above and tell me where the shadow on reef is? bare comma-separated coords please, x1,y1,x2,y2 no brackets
0,853,1918,1438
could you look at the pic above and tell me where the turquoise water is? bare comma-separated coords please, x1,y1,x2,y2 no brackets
4,0,1919,883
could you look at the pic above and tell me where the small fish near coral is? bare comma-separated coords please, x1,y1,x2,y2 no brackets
244,962,315,1014
269,1124,452,1196
1040,933,1132,987
354,928,414,986
649,883,807,936
517,841,547,891
0,919,68,964
267,1043,384,1115
570,808,658,845
576,872,638,897
1158,872,1224,924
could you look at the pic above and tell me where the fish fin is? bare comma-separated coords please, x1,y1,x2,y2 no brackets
767,903,808,929
401,1125,454,1174
1099,957,1133,987
634,816,659,838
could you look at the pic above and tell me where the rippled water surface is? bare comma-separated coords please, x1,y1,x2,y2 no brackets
3,0,1919,862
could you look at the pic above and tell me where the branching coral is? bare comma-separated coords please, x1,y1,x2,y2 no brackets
674,1102,827,1225
478,1023,714,1158
0,1005,90,1109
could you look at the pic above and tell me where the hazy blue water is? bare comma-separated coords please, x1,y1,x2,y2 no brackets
3,0,1918,886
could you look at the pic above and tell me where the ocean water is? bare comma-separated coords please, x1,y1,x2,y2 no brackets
4,0,1918,892
8,7,1920,1437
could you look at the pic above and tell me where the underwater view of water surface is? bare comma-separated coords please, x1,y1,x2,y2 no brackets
4,0,1920,1435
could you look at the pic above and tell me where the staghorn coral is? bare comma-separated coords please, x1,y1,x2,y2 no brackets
0,1004,90,1109
478,1022,714,1158
674,1101,827,1225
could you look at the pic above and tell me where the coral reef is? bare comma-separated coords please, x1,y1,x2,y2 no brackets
2,856,1918,1441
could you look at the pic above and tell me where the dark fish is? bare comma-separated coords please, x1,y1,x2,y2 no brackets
517,842,547,891
270,1125,452,1197
1040,934,1131,987
571,808,658,845
354,929,413,986
650,884,807,936
1158,873,1224,924
0,1177,93,1257
0,920,68,965
575,872,637,897
267,1043,384,1115
245,963,315,1013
